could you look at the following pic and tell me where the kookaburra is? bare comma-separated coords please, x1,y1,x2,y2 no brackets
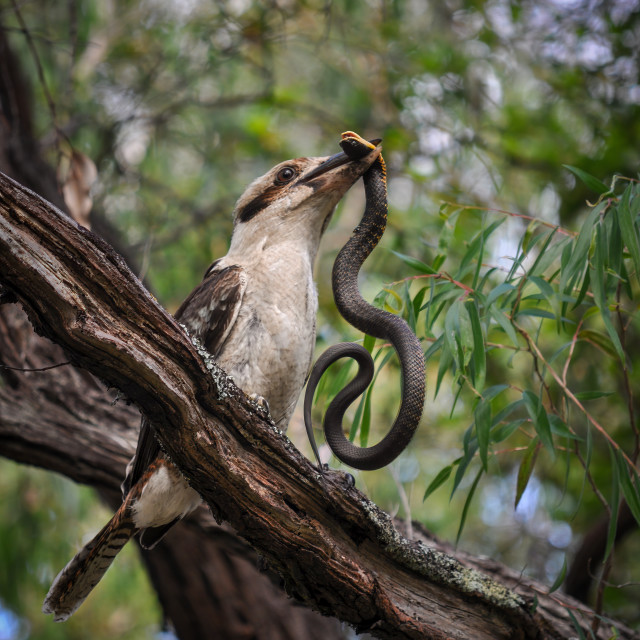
43,139,382,621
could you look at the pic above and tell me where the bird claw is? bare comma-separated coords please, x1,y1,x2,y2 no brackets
314,463,356,489
249,393,270,416
315,462,330,475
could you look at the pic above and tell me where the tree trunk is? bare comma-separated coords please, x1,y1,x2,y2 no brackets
1,171,638,640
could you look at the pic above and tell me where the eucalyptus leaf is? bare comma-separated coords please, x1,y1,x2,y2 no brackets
423,465,453,502
474,399,492,470
391,250,437,275
522,391,555,456
605,446,620,561
465,299,486,391
455,468,483,546
515,437,540,508
562,165,610,194
548,555,568,594
618,185,640,285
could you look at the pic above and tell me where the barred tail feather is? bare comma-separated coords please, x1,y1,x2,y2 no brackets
42,504,138,622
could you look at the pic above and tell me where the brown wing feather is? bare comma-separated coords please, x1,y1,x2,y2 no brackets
123,261,247,494
175,261,247,355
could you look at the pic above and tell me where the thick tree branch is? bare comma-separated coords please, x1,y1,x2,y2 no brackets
1,171,637,640
0,304,343,640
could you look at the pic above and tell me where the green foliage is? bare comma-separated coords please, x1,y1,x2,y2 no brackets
330,173,640,623
312,172,640,624
0,460,160,639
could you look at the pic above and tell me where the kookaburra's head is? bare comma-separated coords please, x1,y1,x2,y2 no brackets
228,142,381,257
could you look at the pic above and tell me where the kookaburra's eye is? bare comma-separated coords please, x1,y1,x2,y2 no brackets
276,166,296,184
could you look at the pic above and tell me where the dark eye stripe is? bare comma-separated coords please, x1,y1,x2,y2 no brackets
236,160,304,223
236,184,282,223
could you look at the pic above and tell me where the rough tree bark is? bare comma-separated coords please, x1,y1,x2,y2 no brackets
0,304,345,640
2,174,638,640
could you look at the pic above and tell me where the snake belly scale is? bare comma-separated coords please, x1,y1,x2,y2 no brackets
303,131,426,471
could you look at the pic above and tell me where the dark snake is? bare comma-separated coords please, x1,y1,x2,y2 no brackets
303,132,426,471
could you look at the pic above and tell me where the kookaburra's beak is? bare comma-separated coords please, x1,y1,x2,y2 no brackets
301,138,382,182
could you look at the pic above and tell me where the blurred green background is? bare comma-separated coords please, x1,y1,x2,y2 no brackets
1,0,639,637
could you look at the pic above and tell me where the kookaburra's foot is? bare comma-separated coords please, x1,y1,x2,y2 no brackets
343,472,355,488
310,461,330,478
249,393,270,417
314,462,355,488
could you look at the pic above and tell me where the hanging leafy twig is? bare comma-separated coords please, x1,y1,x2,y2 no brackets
10,0,69,148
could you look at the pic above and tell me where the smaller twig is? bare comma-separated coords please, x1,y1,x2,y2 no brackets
492,446,531,456
516,324,557,414
562,318,583,387
485,340,525,352
389,466,413,540
616,283,639,462
459,373,483,400
493,442,574,457
574,443,610,514
10,0,69,148
592,551,615,633
591,576,640,590
0,362,71,372
439,200,576,237
387,271,474,295
63,0,79,97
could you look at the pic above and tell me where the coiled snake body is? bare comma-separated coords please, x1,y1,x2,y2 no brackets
303,132,426,471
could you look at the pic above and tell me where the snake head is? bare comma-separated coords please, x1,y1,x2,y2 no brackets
340,131,382,160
